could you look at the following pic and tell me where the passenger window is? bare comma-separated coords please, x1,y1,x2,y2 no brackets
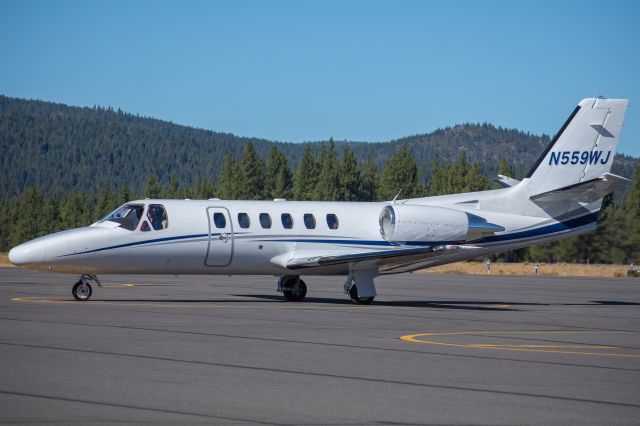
102,204,144,231
213,212,226,228
281,213,293,229
259,213,272,229
147,204,168,230
238,213,250,228
327,214,339,229
303,214,316,229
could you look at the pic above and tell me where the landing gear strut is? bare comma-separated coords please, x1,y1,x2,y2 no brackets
278,276,307,302
72,274,102,301
344,271,377,305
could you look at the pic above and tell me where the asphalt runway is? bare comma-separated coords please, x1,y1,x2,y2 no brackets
1,269,639,425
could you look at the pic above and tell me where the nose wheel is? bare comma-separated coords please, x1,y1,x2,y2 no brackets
72,274,102,301
72,280,92,301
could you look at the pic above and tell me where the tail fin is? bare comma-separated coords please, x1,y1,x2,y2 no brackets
526,97,628,197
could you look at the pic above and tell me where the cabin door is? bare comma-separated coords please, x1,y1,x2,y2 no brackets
205,207,234,267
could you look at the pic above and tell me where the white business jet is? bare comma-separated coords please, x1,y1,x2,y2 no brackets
9,98,630,304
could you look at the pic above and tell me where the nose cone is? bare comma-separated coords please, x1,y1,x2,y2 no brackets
9,241,46,267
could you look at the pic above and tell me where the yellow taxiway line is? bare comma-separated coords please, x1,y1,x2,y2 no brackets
401,331,640,358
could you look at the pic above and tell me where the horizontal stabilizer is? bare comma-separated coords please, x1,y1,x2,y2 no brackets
529,173,629,203
283,244,482,270
494,175,521,188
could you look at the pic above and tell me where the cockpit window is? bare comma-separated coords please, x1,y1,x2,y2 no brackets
147,204,168,230
101,204,144,231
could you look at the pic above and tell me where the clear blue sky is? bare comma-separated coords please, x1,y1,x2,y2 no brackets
1,0,639,156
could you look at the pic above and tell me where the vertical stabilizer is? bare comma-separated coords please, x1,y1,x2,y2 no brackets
526,98,628,196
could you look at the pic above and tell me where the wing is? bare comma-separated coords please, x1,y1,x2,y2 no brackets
280,244,482,273
530,173,629,203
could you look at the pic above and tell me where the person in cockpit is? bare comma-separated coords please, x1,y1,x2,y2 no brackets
161,209,168,229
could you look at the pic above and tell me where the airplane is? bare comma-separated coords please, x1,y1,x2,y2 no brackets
8,97,630,304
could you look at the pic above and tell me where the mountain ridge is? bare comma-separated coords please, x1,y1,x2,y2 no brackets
1,94,637,198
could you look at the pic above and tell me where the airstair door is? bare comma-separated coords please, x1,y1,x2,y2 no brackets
205,207,234,267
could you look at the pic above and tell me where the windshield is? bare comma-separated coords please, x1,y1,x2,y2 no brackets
100,204,144,231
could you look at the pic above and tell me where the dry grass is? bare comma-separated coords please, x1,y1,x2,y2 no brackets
420,262,630,278
0,253,13,267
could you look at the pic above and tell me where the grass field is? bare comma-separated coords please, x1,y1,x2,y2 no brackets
0,253,11,267
0,253,633,277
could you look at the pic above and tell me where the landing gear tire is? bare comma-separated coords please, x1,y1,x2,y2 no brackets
282,278,307,302
72,280,92,301
349,285,374,305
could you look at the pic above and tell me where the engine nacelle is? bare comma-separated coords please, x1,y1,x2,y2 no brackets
379,204,470,243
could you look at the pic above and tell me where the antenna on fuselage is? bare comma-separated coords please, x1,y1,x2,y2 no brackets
392,190,401,204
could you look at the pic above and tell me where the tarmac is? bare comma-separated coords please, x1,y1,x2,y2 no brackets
0,268,639,425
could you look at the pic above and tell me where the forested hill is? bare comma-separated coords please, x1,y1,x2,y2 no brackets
1,95,637,198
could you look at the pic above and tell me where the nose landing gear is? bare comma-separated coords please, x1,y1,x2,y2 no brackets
72,274,102,301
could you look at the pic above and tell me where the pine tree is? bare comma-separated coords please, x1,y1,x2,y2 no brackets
95,187,118,221
465,162,489,192
497,157,515,177
59,191,92,229
428,155,448,196
195,176,216,199
359,155,379,201
182,185,194,199
42,197,60,234
217,155,241,199
0,198,12,251
10,187,44,246
166,175,181,199
339,145,360,201
239,142,265,199
428,152,489,195
143,175,162,199
623,164,640,263
317,139,341,201
379,145,423,200
118,183,131,205
293,145,319,200
265,146,292,199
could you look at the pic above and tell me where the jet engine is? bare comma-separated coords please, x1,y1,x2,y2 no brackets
378,204,503,243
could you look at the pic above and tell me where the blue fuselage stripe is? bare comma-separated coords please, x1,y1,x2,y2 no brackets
59,212,598,257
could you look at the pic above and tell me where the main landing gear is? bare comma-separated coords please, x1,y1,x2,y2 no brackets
344,271,378,305
277,276,307,302
72,274,102,301
348,285,375,305
277,271,378,304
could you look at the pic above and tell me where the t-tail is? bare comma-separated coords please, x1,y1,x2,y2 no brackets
523,97,629,208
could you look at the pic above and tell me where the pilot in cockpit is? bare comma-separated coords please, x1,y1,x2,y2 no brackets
146,205,168,230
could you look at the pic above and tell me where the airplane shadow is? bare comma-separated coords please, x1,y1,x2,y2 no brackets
94,295,519,311
91,296,639,311
591,300,640,306
239,294,524,311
